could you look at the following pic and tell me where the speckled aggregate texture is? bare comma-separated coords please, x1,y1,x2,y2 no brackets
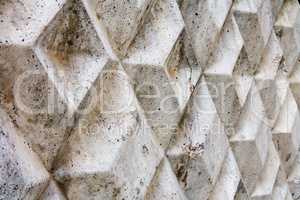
0,0,300,199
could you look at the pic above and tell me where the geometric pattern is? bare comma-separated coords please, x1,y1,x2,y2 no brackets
0,0,300,199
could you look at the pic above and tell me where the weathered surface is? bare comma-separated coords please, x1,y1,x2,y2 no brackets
0,0,300,199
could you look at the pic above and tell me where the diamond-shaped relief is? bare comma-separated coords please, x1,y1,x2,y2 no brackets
123,0,184,67
165,31,202,112
272,88,300,175
230,82,273,194
0,108,49,200
11,74,69,171
82,0,156,58
251,142,280,198
181,0,233,70
0,45,70,170
124,63,182,148
35,0,110,115
275,0,300,76
256,172,293,200
1,0,300,199
209,150,241,200
255,78,281,128
233,47,260,77
0,0,65,45
270,168,293,200
255,31,283,126
167,77,230,200
233,0,274,68
123,30,203,148
53,63,164,199
229,74,251,107
121,0,188,148
144,158,188,200
232,48,256,107
204,14,244,137
205,14,243,77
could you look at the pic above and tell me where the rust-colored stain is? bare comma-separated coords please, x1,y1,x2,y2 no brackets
47,49,70,67
168,66,177,78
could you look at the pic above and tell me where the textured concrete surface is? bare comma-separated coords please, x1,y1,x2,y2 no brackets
0,0,300,199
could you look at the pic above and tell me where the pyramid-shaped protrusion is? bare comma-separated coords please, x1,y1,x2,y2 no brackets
181,0,233,70
1,0,300,199
230,82,272,194
145,158,188,200
165,31,202,112
0,45,70,170
0,108,49,199
123,0,184,67
122,0,185,147
255,31,283,126
35,0,110,115
82,0,156,58
123,63,182,148
233,74,254,108
255,31,283,81
251,142,280,199
205,14,244,137
205,14,243,77
53,63,164,199
0,0,65,45
209,150,241,200
167,77,230,200
275,0,300,76
233,0,274,68
273,88,300,175
269,167,293,200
